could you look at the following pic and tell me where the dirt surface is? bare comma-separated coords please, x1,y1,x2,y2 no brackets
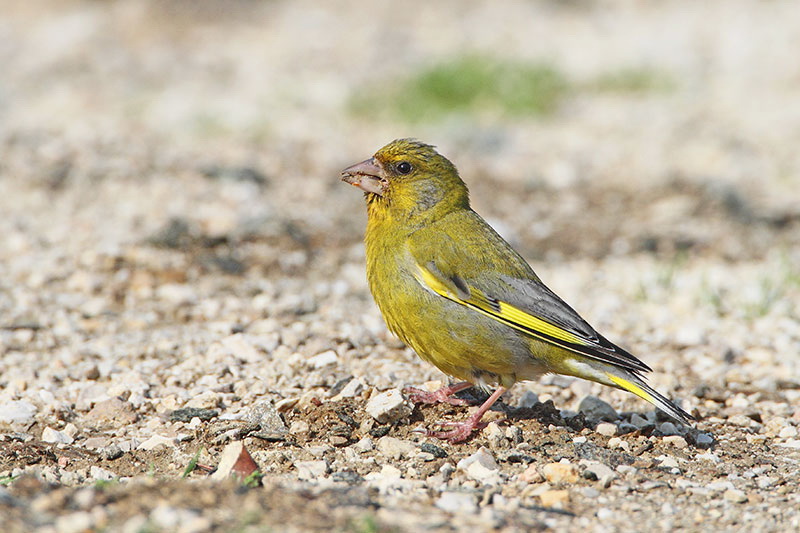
1,1,799,532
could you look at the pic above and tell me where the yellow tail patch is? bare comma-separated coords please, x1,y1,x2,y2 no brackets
607,374,654,404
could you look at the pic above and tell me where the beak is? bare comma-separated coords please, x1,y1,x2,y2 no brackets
341,158,387,196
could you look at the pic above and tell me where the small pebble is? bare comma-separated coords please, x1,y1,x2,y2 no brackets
436,492,478,514
607,437,630,451
539,489,569,507
352,437,374,452
595,422,618,436
41,427,73,445
658,422,680,436
137,435,174,451
0,400,37,424
295,460,330,481
376,436,416,459
693,432,715,449
542,462,579,484
597,508,614,520
457,447,500,484
519,464,544,483
55,511,94,533
307,350,338,369
365,389,412,423
724,489,748,503
663,435,688,448
578,396,619,422
658,456,680,469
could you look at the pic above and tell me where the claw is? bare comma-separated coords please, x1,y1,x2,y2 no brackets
403,382,474,406
404,387,470,406
426,420,489,443
421,386,508,444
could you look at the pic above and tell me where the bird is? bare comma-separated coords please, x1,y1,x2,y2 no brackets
341,138,693,443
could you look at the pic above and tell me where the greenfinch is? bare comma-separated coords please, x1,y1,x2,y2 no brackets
342,139,692,443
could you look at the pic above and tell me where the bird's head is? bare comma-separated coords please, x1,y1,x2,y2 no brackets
341,139,470,221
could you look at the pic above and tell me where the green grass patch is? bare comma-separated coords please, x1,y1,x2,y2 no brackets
93,478,119,490
0,474,20,486
351,55,569,122
182,447,204,478
586,67,675,94
351,56,676,123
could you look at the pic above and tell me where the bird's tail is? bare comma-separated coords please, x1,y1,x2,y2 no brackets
603,370,694,424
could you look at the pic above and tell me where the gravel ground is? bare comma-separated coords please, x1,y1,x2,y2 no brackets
1,1,799,531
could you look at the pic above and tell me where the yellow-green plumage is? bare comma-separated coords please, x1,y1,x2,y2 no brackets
342,139,692,441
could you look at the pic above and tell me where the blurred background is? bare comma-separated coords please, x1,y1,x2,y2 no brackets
2,0,799,415
3,0,799,257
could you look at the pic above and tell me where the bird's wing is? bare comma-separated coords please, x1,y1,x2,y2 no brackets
408,231,652,374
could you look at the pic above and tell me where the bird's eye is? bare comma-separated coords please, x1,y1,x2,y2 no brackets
396,161,413,175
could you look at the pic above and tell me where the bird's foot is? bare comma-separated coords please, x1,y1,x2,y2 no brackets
426,419,489,444
403,384,472,406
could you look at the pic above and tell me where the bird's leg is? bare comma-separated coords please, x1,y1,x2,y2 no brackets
403,381,474,406
428,386,507,443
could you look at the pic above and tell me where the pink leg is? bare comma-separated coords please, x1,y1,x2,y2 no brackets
403,381,474,406
428,387,507,443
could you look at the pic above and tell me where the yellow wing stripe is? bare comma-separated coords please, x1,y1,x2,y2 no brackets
496,301,587,344
416,266,454,298
607,374,655,404
415,265,589,346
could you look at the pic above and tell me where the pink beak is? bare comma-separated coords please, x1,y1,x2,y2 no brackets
341,158,387,196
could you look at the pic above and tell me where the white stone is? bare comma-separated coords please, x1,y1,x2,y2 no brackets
756,476,775,489
42,427,74,444
295,460,329,481
335,378,365,398
89,466,116,481
707,480,735,492
457,447,498,473
55,511,93,533
137,435,174,451
595,422,618,436
365,389,412,423
220,333,263,363
435,492,478,514
307,445,332,457
457,447,500,485
156,284,196,305
597,508,614,520
658,456,680,469
289,420,309,434
307,350,338,369
696,452,721,463
63,423,79,438
663,435,688,448
607,437,630,451
185,391,221,410
376,436,416,459
581,460,616,484
724,489,748,503
352,437,374,452
485,422,505,448
0,400,37,424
